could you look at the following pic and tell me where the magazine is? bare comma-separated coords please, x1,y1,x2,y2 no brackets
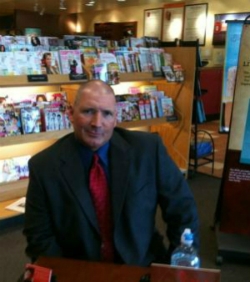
58,49,83,75
0,158,19,183
38,50,61,74
20,107,42,134
162,65,176,82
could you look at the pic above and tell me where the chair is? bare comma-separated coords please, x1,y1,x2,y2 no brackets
189,129,215,175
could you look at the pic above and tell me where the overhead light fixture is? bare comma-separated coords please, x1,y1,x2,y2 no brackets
59,0,67,10
85,1,95,6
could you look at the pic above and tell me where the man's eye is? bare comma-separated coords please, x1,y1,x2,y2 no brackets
103,111,113,117
82,109,94,115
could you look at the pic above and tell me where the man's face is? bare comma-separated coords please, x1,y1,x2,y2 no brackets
69,86,117,151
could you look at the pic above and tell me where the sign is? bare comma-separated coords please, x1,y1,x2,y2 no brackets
218,23,250,236
183,3,208,46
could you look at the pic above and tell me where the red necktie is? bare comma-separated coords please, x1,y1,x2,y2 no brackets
89,153,114,262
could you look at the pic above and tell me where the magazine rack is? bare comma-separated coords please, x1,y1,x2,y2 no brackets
0,46,196,221
189,129,215,175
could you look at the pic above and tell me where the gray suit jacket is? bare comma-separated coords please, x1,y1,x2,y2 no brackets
24,128,199,266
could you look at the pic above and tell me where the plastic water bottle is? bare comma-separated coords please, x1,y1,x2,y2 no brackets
171,228,200,268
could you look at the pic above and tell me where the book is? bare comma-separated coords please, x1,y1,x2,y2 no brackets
20,107,42,134
162,65,176,82
173,63,184,82
138,47,153,72
0,158,19,183
23,263,52,282
116,101,131,122
91,63,108,82
107,62,120,85
114,51,127,73
150,48,164,72
38,50,61,74
14,51,42,75
81,46,99,67
161,97,175,118
58,50,83,74
0,52,16,76
13,155,31,179
44,103,66,131
0,109,22,136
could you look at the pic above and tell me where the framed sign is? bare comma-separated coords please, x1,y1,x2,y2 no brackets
144,8,163,39
183,3,208,46
162,3,184,42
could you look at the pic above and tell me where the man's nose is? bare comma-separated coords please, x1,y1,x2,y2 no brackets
91,112,102,126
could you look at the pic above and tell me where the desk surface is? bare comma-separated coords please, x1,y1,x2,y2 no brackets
36,257,221,282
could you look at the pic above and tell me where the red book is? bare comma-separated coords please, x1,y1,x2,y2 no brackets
24,263,52,282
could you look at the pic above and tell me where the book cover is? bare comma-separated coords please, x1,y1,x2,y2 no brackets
173,63,184,82
0,158,19,183
107,62,120,85
144,97,152,119
116,101,131,122
39,50,61,74
24,263,52,282
0,52,16,76
129,37,145,48
150,48,164,72
138,47,153,72
13,155,31,180
92,63,108,82
1,109,22,136
162,65,176,82
20,107,42,134
114,51,127,73
44,104,66,131
14,51,42,75
161,96,175,117
81,46,99,67
138,99,146,120
58,50,83,75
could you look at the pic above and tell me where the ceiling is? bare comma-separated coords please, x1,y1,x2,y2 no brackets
0,0,181,16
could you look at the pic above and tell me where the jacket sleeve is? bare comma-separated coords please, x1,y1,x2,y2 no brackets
155,135,199,256
23,158,63,261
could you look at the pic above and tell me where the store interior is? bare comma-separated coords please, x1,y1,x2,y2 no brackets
0,0,250,281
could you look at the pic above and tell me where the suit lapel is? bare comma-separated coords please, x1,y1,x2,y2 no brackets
109,131,131,228
59,134,99,232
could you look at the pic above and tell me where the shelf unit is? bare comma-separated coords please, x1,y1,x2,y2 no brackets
0,46,196,220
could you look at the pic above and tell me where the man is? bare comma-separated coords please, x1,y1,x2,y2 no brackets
24,80,199,266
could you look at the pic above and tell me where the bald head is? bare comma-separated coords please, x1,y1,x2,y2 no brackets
74,80,116,106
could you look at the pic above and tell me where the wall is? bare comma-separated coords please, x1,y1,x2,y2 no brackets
77,0,249,55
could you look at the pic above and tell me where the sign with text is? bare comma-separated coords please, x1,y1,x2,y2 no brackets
218,23,250,236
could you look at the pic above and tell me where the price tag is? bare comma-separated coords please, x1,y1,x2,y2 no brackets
27,75,48,82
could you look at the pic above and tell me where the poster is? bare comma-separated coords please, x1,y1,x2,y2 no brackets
218,23,250,236
219,21,244,133
144,8,163,39
162,3,184,42
183,3,208,46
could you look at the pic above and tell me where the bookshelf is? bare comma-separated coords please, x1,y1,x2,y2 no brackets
0,46,196,219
